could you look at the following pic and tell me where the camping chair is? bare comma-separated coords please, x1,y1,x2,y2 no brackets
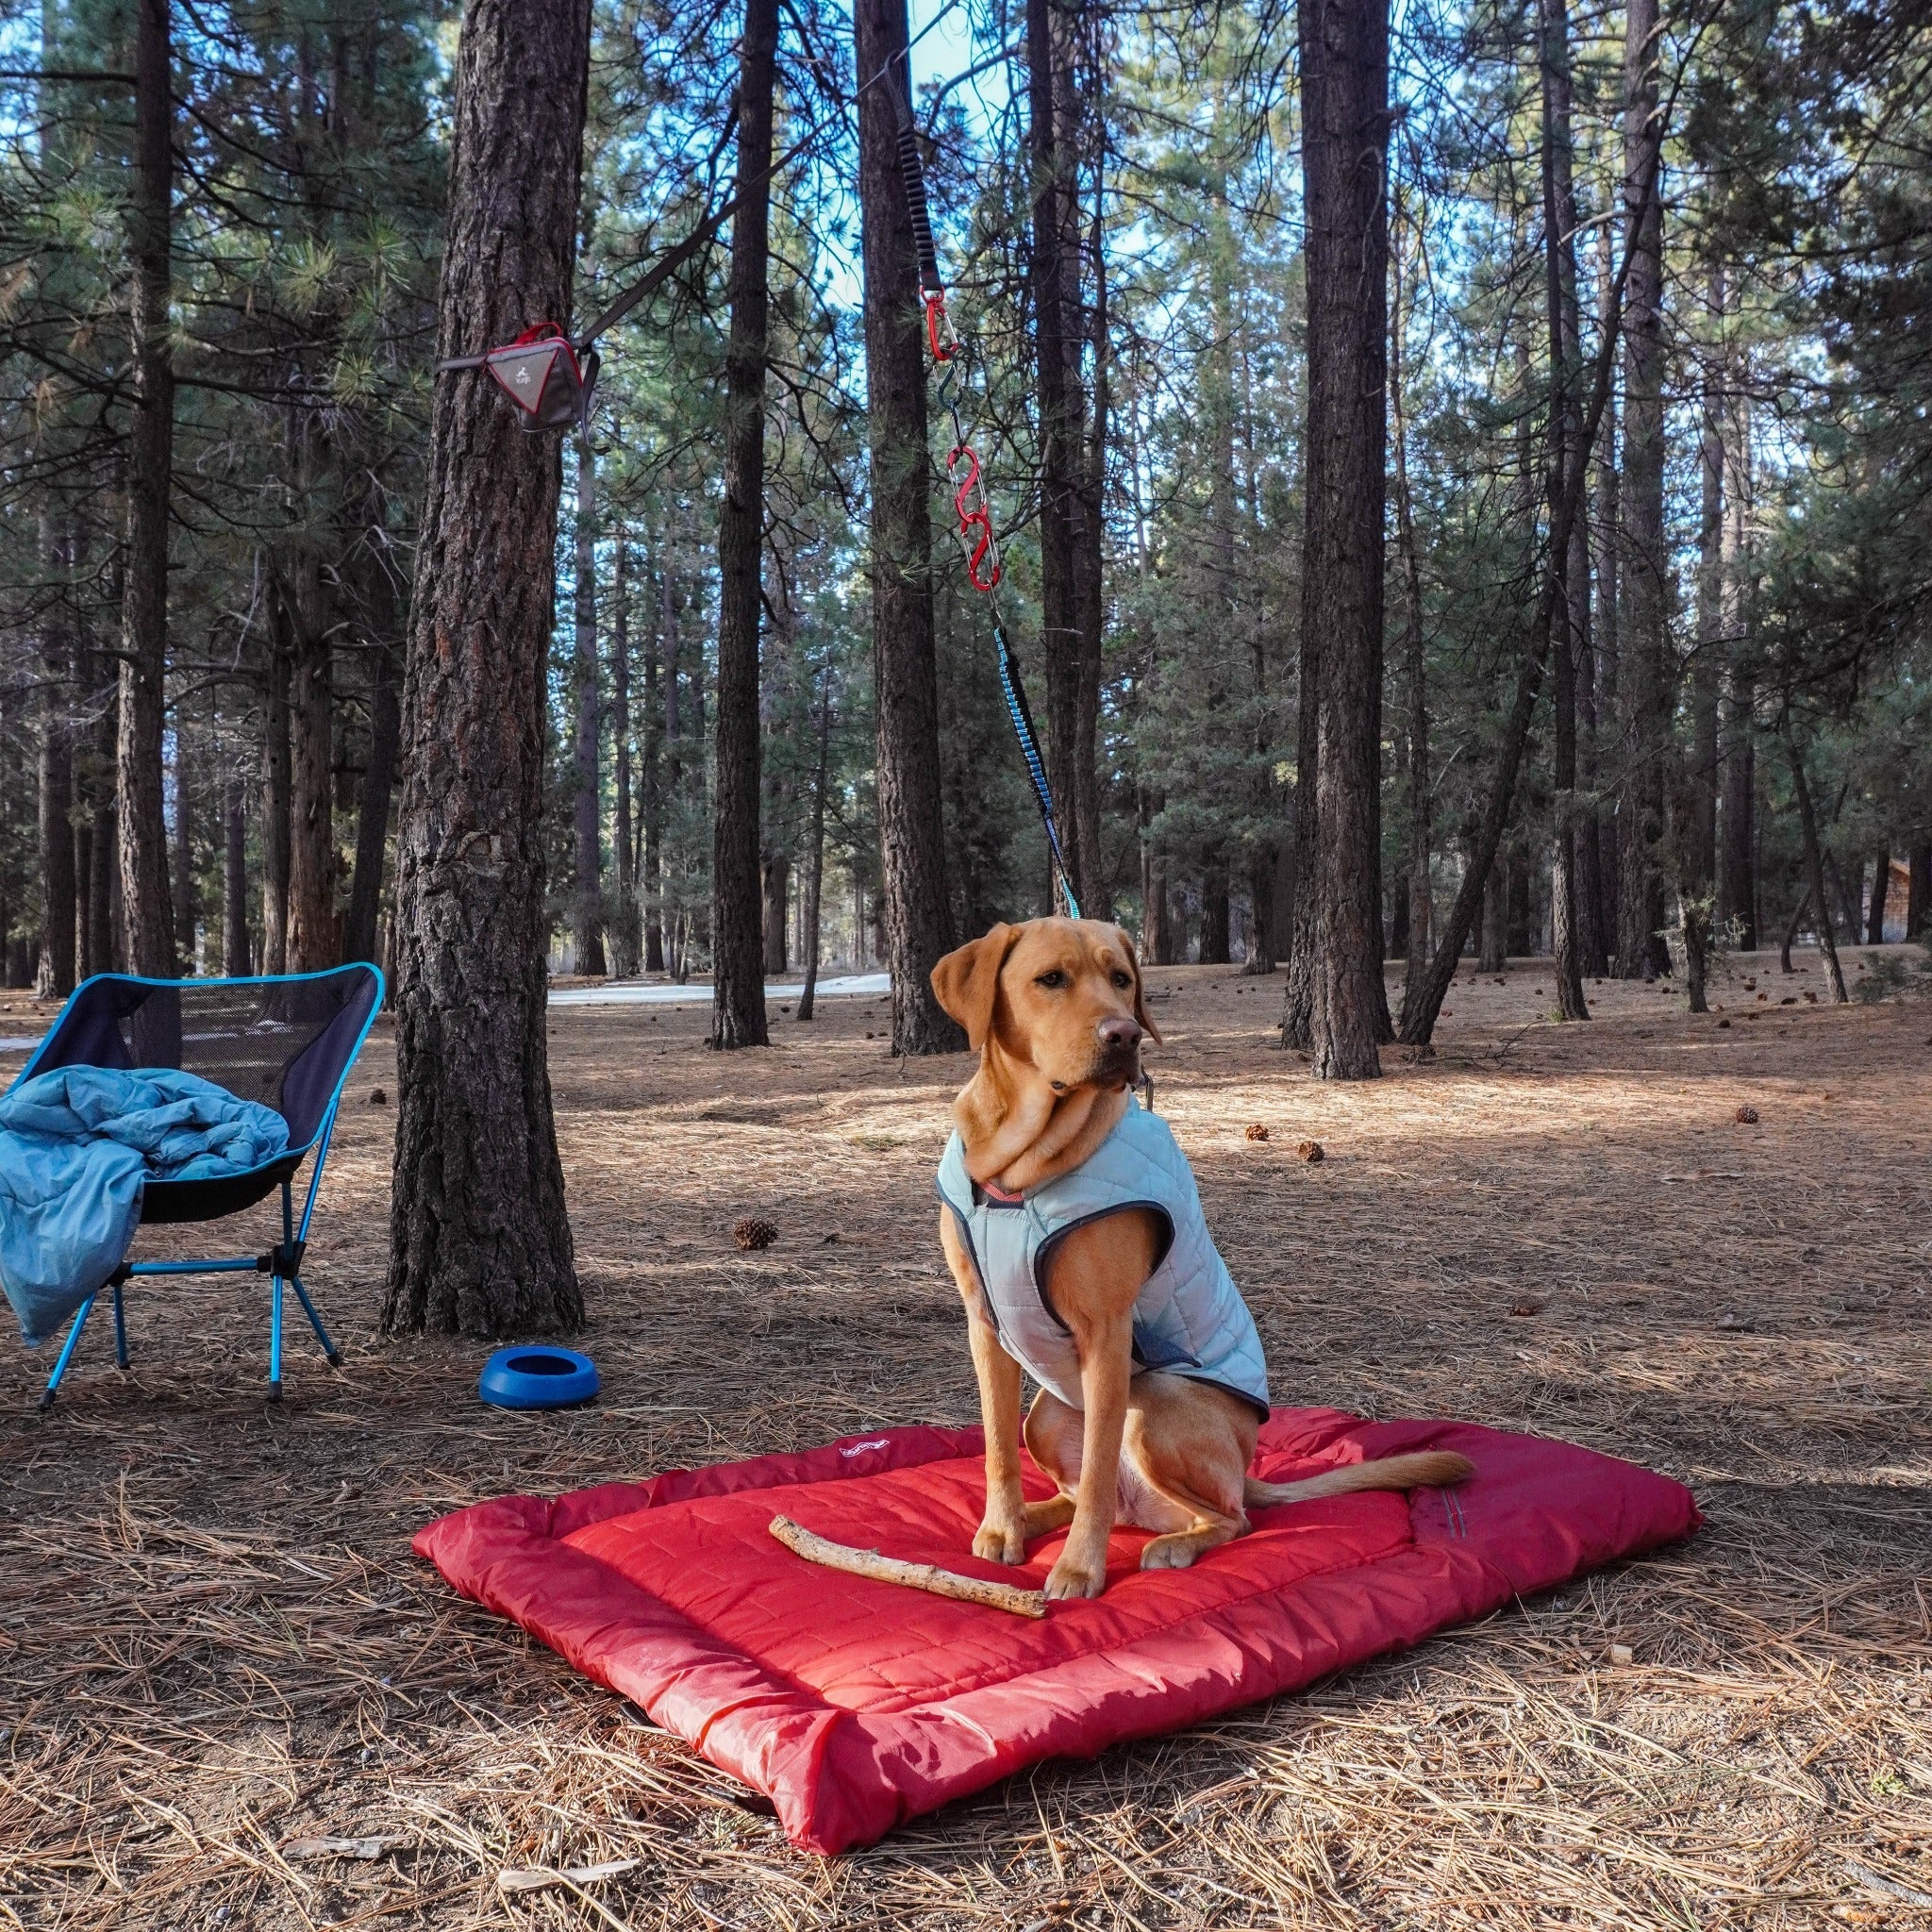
8,965,384,1408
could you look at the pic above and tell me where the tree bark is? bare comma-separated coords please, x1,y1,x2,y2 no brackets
1718,679,1756,945
1074,145,1109,918
857,0,961,1052
1298,0,1389,1080
344,641,401,970
1201,856,1230,964
1590,221,1621,959
1779,884,1807,974
1541,0,1590,1021
1786,738,1847,1003
223,774,250,975
172,706,195,966
37,508,76,999
284,550,336,972
1281,610,1322,1044
796,671,833,1021
116,0,176,980
1479,853,1507,971
1907,844,1930,940
1867,850,1889,943
608,527,641,976
1615,0,1670,984
1391,222,1432,1024
710,0,778,1046
259,623,291,975
645,554,670,974
383,0,589,1338
1029,0,1093,912
573,432,608,977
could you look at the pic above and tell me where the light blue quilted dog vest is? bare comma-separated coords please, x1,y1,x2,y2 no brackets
936,1097,1271,1420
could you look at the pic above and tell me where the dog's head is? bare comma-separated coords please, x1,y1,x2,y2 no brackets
932,918,1162,1096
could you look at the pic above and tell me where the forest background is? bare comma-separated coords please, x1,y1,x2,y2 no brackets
2,0,1928,1065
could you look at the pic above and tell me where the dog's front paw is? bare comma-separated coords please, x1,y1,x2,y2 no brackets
1042,1550,1108,1599
973,1518,1027,1565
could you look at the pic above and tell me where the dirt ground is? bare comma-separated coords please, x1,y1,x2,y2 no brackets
1,945,1928,1930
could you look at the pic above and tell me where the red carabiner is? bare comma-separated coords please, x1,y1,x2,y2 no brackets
948,444,1001,591
924,289,958,365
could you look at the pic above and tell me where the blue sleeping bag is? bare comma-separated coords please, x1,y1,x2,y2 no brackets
0,1066,290,1347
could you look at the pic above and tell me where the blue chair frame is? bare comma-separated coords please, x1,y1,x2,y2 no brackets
8,965,385,1408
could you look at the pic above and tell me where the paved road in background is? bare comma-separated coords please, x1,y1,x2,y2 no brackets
549,973,893,1007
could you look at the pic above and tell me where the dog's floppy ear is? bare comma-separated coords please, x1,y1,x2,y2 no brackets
931,924,1020,1051
1118,927,1163,1045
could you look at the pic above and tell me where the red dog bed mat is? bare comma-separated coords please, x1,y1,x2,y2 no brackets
415,1407,1699,1854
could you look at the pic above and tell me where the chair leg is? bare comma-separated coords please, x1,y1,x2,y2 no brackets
268,1274,285,1402
112,1284,129,1369
289,1276,341,1368
40,1296,96,1410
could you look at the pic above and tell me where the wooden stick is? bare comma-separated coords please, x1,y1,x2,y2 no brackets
768,1514,1049,1618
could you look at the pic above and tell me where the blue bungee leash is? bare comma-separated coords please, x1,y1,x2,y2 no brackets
887,57,1082,922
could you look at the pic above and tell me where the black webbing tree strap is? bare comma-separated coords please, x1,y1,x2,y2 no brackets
883,56,1082,921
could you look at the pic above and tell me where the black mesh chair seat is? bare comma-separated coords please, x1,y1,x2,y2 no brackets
12,965,384,1406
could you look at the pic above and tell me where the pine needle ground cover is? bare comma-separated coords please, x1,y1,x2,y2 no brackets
1,949,1926,1929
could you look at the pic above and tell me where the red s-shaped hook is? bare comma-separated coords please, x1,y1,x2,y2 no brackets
948,445,1001,591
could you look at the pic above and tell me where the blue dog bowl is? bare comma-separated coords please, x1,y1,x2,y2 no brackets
479,1345,600,1411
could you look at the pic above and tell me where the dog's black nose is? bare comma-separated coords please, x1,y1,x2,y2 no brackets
1097,1015,1143,1051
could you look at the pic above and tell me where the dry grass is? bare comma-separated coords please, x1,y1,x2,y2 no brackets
0,944,1927,1930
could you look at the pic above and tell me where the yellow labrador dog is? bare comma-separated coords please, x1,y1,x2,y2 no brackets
932,918,1473,1600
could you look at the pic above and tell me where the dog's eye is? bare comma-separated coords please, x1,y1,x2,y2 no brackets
1035,969,1067,990
1111,971,1133,991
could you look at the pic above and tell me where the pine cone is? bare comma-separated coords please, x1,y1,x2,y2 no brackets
1733,1106,1759,1125
1296,1140,1324,1163
1245,1124,1270,1141
733,1217,778,1252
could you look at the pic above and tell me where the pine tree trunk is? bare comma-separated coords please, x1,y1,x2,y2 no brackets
796,671,833,1021
710,0,779,1046
1029,0,1090,912
1201,855,1230,963
1281,607,1322,1044
1591,219,1621,959
608,528,641,976
1300,0,1388,1080
85,641,120,977
344,638,401,970
383,0,590,1338
1867,851,1889,943
1074,158,1109,918
117,0,176,980
172,708,195,966
1392,231,1432,1022
259,628,291,975
285,551,335,973
1786,740,1847,1003
761,856,789,974
1716,370,1756,948
224,775,250,975
573,432,608,977
857,0,961,1052
1718,713,1755,944
1479,853,1507,971
1616,0,1669,984
37,508,76,999
646,558,672,974
1541,0,1590,1021
1906,844,1930,939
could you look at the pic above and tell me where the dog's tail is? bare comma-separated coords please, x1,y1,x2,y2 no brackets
1243,1449,1474,1509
